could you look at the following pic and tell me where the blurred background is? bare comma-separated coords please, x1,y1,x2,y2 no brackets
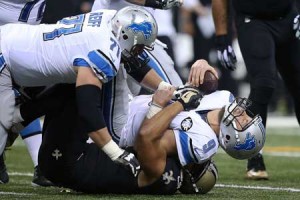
41,0,299,128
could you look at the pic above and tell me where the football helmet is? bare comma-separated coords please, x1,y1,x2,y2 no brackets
180,160,218,194
111,6,158,56
219,97,266,160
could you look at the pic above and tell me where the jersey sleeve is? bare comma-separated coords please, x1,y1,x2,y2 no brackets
87,49,118,83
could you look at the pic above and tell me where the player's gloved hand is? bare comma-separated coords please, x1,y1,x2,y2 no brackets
114,150,141,177
215,35,237,71
161,0,183,9
174,86,202,111
293,15,300,40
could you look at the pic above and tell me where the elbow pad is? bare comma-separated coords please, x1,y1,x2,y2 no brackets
76,85,106,133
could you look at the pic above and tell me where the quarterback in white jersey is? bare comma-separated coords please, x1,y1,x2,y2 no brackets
0,0,46,26
120,90,233,166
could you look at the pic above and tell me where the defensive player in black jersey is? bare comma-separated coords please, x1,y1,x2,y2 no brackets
35,84,208,194
212,0,300,180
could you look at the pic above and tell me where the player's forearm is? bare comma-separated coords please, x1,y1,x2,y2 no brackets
139,102,183,141
88,128,112,147
212,0,229,35
140,69,164,91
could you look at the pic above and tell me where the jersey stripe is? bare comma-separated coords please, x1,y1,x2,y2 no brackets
0,53,6,74
88,50,117,82
178,130,194,165
146,51,171,83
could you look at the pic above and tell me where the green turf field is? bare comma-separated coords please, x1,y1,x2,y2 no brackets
1,127,299,200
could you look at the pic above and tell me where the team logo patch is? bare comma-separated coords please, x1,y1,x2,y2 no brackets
181,117,193,131
234,133,256,151
127,21,153,40
162,170,176,185
52,149,62,160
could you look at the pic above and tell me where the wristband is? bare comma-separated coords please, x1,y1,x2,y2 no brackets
158,81,172,90
102,140,124,161
146,102,162,119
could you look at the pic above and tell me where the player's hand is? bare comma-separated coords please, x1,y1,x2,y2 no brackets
215,35,237,71
162,0,183,9
188,59,218,87
293,15,300,40
152,85,175,107
175,86,203,111
114,151,141,177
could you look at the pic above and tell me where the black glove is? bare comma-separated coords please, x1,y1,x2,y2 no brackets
175,86,202,111
215,35,237,71
293,15,300,40
114,151,141,177
145,0,183,10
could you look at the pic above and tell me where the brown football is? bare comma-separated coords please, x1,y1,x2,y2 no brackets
198,71,218,94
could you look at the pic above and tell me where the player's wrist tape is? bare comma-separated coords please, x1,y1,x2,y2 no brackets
157,81,172,90
102,140,124,161
145,0,164,9
146,102,162,119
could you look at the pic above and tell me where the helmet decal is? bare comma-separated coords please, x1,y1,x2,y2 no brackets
127,21,153,40
233,132,256,151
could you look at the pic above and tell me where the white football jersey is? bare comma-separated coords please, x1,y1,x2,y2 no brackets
119,90,234,166
0,0,46,26
0,9,121,87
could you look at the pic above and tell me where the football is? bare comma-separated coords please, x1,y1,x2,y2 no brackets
198,71,218,94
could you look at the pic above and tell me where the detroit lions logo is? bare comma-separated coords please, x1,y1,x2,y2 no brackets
181,117,193,131
127,21,153,40
234,133,256,151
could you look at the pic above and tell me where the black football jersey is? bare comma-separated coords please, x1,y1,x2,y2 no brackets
138,157,183,195
232,0,294,18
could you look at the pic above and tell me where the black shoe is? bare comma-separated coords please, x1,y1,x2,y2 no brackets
246,153,268,180
0,153,9,184
31,165,54,187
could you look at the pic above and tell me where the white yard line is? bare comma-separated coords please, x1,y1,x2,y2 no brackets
8,172,33,176
216,184,300,192
267,116,298,128
0,191,34,196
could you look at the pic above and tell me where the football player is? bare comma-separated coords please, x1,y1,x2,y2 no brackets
32,83,215,194
91,0,184,143
0,6,157,178
0,0,50,186
118,86,266,193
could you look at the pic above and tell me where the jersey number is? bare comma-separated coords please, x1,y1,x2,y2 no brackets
19,0,45,23
203,139,216,154
43,15,86,41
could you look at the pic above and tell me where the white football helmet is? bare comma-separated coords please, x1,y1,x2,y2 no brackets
111,6,158,56
180,160,218,194
219,97,266,160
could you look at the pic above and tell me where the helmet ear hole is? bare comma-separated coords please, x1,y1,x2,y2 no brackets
225,135,230,140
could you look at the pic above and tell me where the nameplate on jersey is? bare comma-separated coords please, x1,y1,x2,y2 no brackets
88,50,117,83
0,53,6,74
